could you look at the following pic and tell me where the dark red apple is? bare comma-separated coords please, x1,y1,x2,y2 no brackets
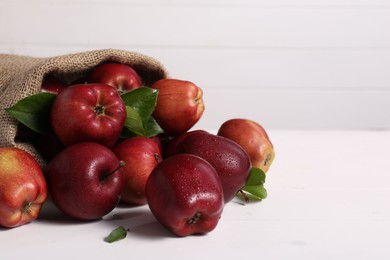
112,136,161,205
175,132,252,203
40,75,66,94
51,83,126,148
146,153,224,237
46,142,125,220
163,129,209,158
150,135,163,156
87,63,142,93
151,79,204,136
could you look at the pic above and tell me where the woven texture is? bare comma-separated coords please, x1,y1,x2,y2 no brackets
0,49,169,166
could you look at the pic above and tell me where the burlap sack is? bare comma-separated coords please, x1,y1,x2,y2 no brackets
0,49,169,166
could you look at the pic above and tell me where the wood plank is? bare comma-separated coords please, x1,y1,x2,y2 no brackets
1,2,390,48
1,46,389,91
195,89,390,130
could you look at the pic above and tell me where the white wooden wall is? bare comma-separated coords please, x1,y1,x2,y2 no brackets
1,0,390,130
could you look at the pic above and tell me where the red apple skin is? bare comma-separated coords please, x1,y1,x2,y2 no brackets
217,118,275,173
112,137,161,205
51,83,126,148
46,142,124,221
151,79,205,136
150,135,163,156
40,76,66,94
0,147,48,228
163,129,209,158
146,153,224,237
87,63,142,93
175,132,252,203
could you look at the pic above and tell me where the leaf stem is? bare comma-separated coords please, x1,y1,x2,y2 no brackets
239,190,250,203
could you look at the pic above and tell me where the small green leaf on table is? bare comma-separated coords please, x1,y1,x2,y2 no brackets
241,167,268,202
5,92,56,135
104,226,127,243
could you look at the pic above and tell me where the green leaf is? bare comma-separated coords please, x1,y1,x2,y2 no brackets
121,106,164,138
104,226,127,243
143,116,164,137
242,185,268,200
122,106,146,137
245,167,266,186
5,92,56,135
120,86,158,119
120,87,163,138
241,167,268,201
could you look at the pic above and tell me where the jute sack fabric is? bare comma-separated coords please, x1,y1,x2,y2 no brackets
0,49,169,166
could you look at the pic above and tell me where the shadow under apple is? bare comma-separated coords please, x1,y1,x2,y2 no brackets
102,208,175,239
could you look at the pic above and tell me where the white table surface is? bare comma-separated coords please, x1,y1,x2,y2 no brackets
2,130,390,259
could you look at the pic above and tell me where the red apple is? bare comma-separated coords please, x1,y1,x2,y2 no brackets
218,118,275,173
146,153,224,237
51,83,126,148
150,135,163,156
112,136,161,205
46,142,125,220
40,75,66,94
151,79,205,136
163,129,209,158
175,132,252,203
0,147,48,228
87,63,142,93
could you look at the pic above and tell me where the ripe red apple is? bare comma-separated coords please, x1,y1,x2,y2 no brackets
218,118,275,173
112,136,161,205
87,62,142,93
175,132,252,203
40,75,66,94
0,147,48,228
51,83,126,148
151,79,205,136
163,129,209,158
146,153,224,237
150,135,163,155
46,142,125,220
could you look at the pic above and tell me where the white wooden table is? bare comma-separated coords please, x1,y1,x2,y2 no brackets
2,130,390,259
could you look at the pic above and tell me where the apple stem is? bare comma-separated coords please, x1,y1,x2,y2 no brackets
21,201,32,213
101,161,125,181
187,212,201,225
94,104,105,116
239,190,250,203
154,153,162,164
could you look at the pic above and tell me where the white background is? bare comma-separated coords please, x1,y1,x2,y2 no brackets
1,0,390,130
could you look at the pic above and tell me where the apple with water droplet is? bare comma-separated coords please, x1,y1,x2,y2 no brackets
146,153,224,237
174,132,252,203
